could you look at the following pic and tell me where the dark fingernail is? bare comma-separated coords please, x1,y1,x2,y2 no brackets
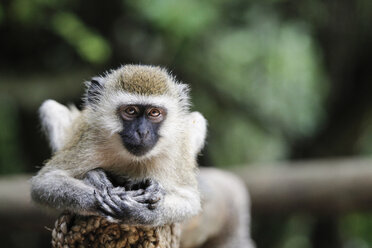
148,204,155,210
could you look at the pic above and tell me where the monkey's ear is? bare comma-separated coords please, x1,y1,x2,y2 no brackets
86,77,105,105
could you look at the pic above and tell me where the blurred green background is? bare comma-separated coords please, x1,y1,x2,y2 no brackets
1,0,372,247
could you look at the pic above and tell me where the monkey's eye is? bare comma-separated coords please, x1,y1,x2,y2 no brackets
125,106,138,115
148,108,161,117
120,106,139,120
147,108,165,122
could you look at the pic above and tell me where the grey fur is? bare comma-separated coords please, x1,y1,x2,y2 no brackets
31,65,206,226
32,65,254,247
30,169,98,215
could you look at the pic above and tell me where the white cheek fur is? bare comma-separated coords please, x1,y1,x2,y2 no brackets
87,91,186,158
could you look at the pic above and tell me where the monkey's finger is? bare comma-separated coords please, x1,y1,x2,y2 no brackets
148,203,159,210
133,193,161,204
143,178,155,188
96,210,114,220
84,173,100,187
98,212,117,223
111,194,150,219
116,188,146,199
131,195,147,203
110,194,124,205
111,194,132,214
110,187,126,195
145,181,163,193
101,189,123,215
96,188,122,215
97,204,117,217
95,193,116,216
126,189,145,197
95,169,114,187
124,194,148,208
85,170,113,190
145,184,158,191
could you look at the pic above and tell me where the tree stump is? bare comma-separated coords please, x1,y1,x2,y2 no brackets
51,213,181,248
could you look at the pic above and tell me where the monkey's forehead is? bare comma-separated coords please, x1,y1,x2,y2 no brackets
113,65,173,96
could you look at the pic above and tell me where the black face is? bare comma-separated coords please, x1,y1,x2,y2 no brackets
118,105,167,156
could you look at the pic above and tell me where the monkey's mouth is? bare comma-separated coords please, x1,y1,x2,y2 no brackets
118,132,158,157
124,143,154,156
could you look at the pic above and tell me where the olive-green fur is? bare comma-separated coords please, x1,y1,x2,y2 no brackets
116,65,171,95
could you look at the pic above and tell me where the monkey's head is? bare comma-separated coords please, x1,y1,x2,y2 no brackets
85,65,190,159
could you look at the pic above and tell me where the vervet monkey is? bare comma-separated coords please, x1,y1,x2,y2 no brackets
31,65,206,225
33,65,255,247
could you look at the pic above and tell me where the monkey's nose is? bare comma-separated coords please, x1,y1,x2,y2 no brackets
137,129,150,139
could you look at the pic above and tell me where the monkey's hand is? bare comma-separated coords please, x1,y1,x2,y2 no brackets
83,168,114,190
82,169,164,224
112,177,164,210
94,179,165,225
128,179,165,210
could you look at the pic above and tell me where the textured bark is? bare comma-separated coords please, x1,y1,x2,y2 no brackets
51,213,181,248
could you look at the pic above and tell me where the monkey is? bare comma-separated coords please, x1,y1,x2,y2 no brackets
31,65,207,226
34,67,255,247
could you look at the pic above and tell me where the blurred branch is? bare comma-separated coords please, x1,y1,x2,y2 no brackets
0,174,56,232
234,157,372,214
3,157,372,230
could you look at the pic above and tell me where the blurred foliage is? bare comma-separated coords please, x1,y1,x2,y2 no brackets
1,0,372,247
281,215,313,248
192,9,327,165
0,96,24,174
130,0,218,39
52,12,111,64
341,213,372,247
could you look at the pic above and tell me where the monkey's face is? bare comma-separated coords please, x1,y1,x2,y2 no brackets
117,105,167,156
85,65,190,159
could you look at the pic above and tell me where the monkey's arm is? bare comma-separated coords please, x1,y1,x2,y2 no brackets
31,168,100,215
158,184,201,225
31,166,150,220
